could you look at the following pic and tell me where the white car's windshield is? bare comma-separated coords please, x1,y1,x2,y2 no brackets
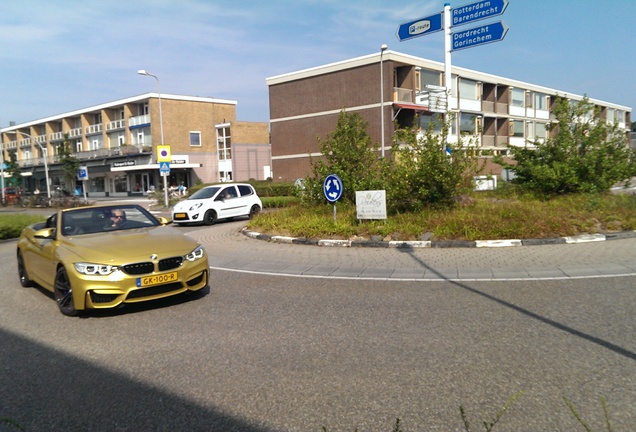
189,187,220,200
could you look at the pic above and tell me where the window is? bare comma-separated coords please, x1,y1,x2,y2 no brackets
535,93,547,111
419,68,441,88
536,122,547,139
459,78,478,101
118,134,125,146
419,114,443,133
76,140,82,153
189,131,201,147
217,126,231,160
114,174,127,193
526,122,534,140
459,113,477,134
237,184,254,197
510,120,524,137
511,88,525,107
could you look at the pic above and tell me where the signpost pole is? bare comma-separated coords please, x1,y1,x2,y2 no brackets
444,2,452,142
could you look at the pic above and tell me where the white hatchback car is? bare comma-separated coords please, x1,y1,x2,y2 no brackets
171,183,262,225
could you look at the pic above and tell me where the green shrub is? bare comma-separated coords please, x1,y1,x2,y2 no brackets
0,214,47,240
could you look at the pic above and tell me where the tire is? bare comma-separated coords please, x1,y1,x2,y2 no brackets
203,209,217,225
54,267,79,316
249,204,261,219
17,250,34,287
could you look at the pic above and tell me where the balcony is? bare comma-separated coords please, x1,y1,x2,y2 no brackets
393,87,414,103
129,114,150,127
86,124,102,135
106,119,126,131
19,138,32,149
50,131,64,141
68,127,82,138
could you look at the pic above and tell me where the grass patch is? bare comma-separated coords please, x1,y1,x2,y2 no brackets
248,193,636,241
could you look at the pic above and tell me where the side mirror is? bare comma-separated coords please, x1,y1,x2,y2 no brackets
157,216,172,225
34,227,56,239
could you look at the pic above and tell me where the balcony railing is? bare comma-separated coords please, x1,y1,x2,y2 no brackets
393,87,414,103
86,124,102,135
16,145,151,168
50,131,64,141
129,114,150,127
68,127,82,138
106,119,126,131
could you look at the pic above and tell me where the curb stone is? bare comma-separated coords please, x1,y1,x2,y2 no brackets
241,228,636,248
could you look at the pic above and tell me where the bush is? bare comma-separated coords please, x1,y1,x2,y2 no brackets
497,96,635,197
0,214,47,240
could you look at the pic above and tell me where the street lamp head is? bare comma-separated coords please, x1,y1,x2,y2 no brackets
137,69,149,76
380,44,388,52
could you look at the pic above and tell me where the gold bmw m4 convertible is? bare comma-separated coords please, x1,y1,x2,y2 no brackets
16,204,209,316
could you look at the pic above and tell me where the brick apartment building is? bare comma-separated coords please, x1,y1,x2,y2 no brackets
266,50,631,182
0,93,271,197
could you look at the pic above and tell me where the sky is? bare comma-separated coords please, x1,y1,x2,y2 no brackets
1,0,634,126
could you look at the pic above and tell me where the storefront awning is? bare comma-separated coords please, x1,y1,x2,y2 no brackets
393,102,429,112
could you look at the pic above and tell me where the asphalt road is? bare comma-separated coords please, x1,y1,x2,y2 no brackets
1,218,635,431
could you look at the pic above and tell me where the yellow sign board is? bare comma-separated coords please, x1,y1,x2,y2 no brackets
157,145,171,162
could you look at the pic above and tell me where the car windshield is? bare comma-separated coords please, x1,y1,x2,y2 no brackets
61,205,162,236
189,186,221,200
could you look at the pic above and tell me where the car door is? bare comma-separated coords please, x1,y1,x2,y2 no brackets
215,186,240,219
25,213,60,288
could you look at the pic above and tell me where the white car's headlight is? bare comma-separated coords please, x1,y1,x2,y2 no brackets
184,245,205,262
189,203,203,211
74,262,118,275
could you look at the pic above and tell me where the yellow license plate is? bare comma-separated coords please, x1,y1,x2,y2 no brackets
136,272,178,287
174,213,187,219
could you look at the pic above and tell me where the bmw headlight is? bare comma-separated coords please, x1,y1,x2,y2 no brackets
184,245,205,262
74,262,118,275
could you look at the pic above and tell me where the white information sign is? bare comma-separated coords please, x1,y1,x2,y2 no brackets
355,190,387,220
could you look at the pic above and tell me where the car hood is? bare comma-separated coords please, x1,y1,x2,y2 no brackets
173,199,208,211
64,226,201,264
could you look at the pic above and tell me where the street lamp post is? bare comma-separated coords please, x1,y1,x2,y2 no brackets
0,131,5,205
380,44,388,158
137,69,168,207
9,131,51,206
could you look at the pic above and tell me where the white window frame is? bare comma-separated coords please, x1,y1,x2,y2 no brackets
189,131,202,147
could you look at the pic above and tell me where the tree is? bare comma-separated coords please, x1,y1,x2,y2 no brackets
57,134,80,192
388,114,482,211
497,96,635,196
303,110,388,204
5,150,22,187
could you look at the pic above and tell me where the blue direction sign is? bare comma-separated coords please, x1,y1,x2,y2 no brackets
452,0,508,27
396,11,443,41
452,21,508,51
323,174,343,203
